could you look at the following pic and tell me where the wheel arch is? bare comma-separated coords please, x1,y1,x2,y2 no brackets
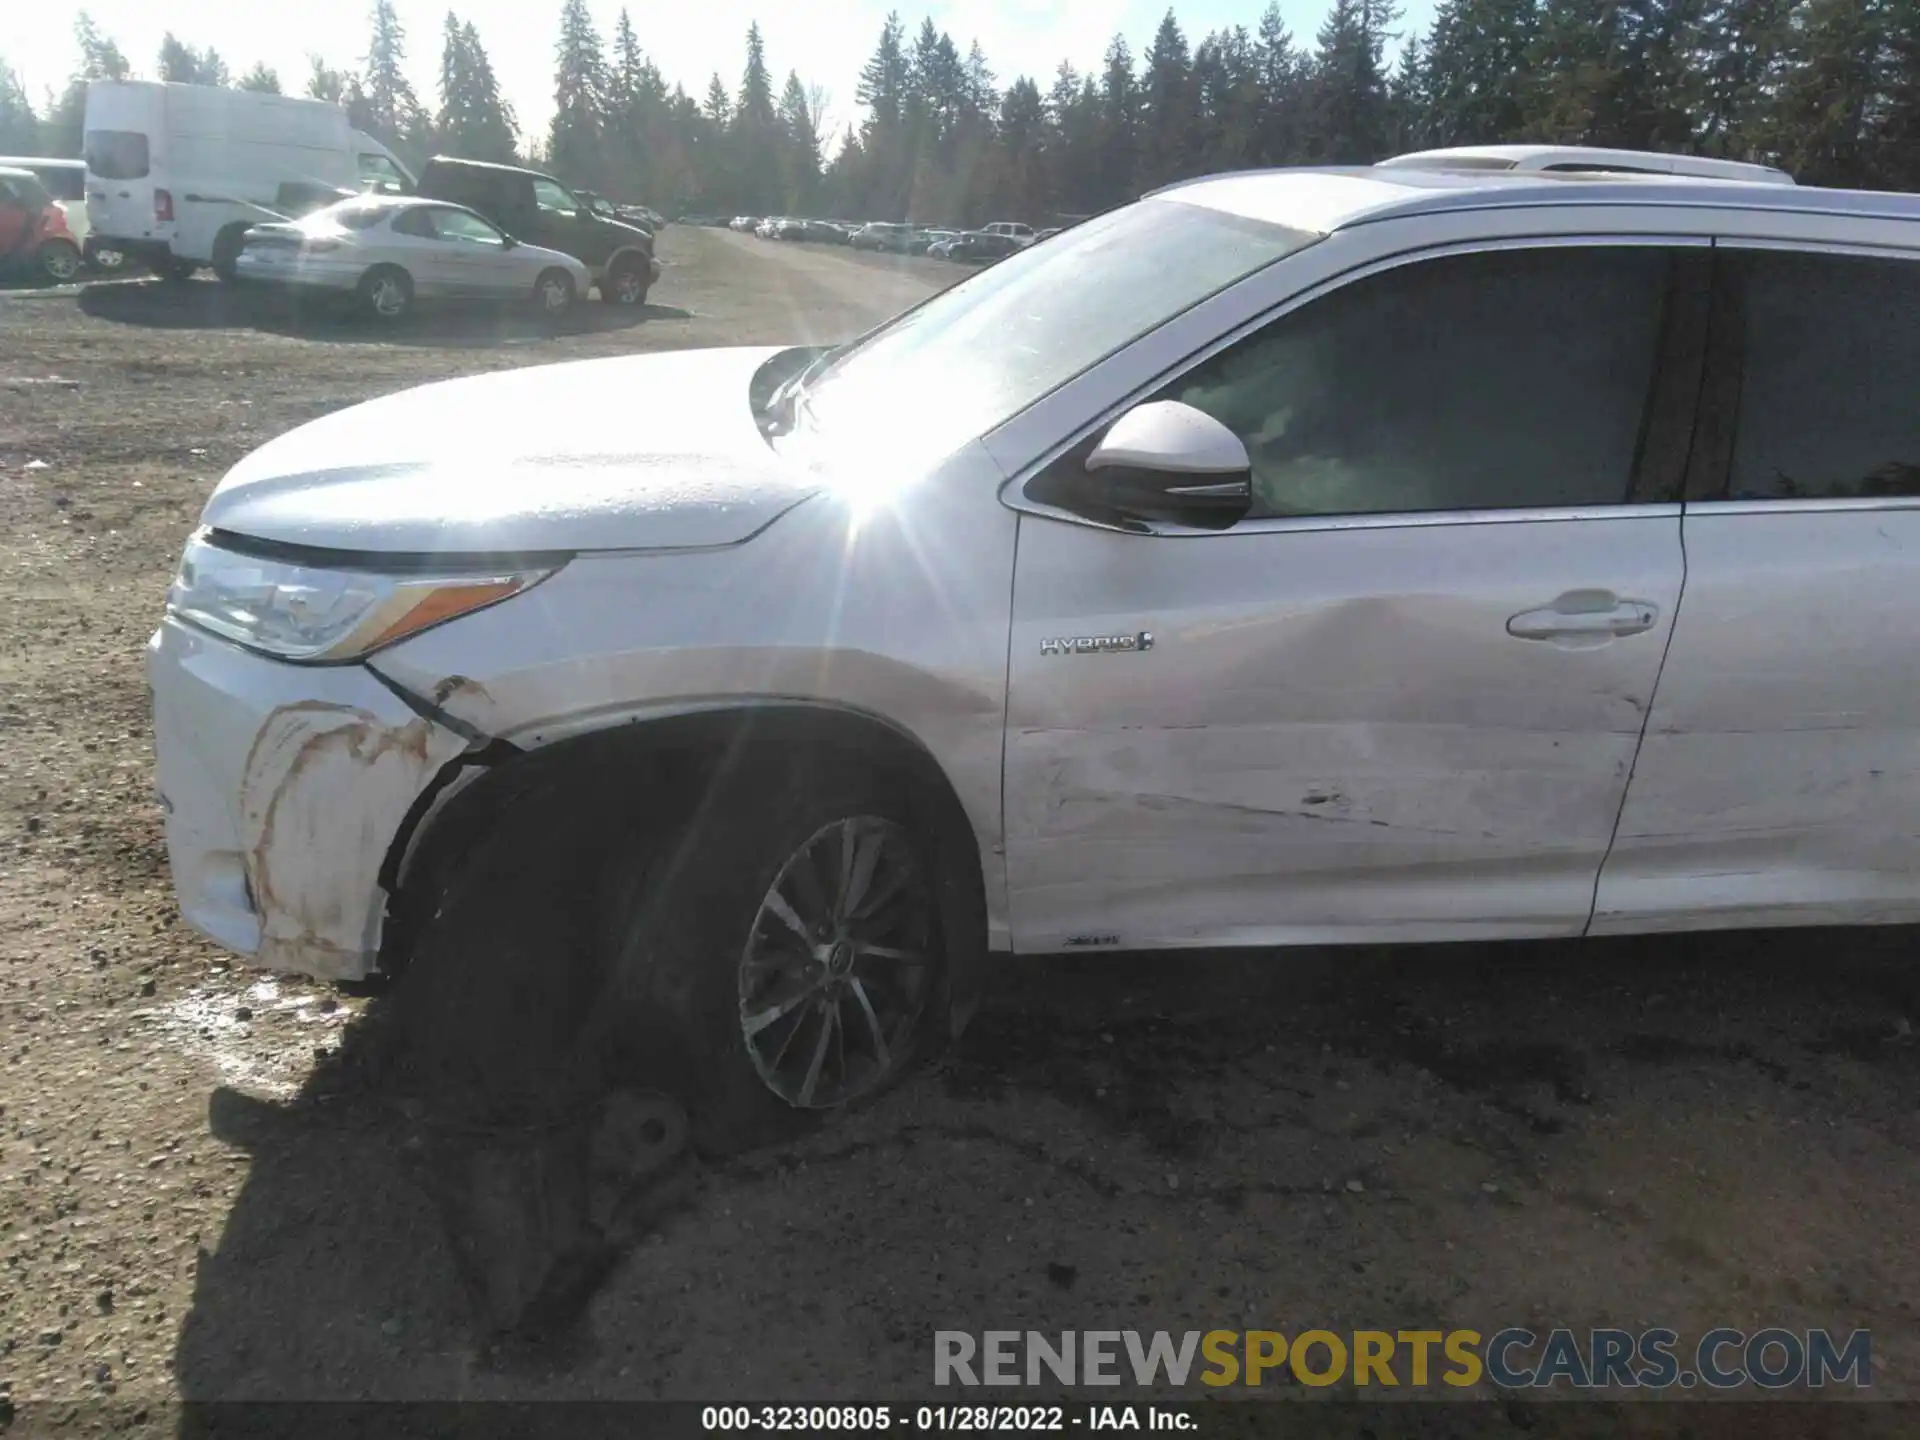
376,699,991,1035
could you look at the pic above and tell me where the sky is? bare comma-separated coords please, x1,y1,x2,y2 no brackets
10,0,1436,156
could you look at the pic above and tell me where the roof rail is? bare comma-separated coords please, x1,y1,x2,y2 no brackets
1377,145,1795,185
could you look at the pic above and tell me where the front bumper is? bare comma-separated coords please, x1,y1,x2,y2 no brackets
147,617,471,980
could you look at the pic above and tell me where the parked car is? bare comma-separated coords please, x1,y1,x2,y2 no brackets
981,221,1036,245
415,156,658,306
730,216,758,231
850,222,915,252
83,79,412,282
233,193,590,323
938,230,1022,263
0,166,84,283
0,156,122,271
909,228,960,255
152,147,1920,1145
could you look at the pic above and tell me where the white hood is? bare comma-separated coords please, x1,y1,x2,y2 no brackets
201,346,820,554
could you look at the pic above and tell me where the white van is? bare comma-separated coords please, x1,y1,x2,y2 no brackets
83,80,413,280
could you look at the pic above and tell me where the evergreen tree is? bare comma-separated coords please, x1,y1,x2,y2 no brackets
1421,0,1536,144
1255,4,1305,163
1310,0,1402,163
306,56,351,104
0,61,38,154
438,15,518,163
1140,10,1198,189
238,62,282,94
1097,34,1140,207
362,0,429,156
550,0,611,183
45,15,131,158
159,34,199,84
778,71,820,208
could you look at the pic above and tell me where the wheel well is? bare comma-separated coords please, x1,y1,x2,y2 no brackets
376,706,988,1011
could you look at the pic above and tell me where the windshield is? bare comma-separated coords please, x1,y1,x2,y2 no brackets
781,197,1315,469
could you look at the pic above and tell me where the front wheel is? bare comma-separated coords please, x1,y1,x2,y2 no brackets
599,258,649,307
533,267,576,322
36,239,82,285
610,760,948,1155
358,265,412,322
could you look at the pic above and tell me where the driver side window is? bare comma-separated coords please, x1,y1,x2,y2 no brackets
532,178,577,217
1166,246,1673,519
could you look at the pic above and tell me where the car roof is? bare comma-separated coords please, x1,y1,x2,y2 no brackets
423,154,561,184
0,156,81,171
1146,165,1920,237
1378,144,1795,183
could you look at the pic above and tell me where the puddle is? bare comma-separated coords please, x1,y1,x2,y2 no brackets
142,975,354,1097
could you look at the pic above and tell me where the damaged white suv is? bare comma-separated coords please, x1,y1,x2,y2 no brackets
151,155,1920,1142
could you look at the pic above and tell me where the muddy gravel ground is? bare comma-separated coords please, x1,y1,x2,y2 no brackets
3,225,1920,1432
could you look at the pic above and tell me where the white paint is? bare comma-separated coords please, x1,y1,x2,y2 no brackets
201,346,816,554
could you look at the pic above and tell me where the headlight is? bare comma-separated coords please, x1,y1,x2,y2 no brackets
166,532,559,663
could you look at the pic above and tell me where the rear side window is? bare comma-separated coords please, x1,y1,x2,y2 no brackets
85,131,149,181
33,166,84,202
1727,251,1920,500
1167,245,1671,518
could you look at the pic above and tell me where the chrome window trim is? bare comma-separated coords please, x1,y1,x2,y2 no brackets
992,217,1714,537
1689,496,1920,517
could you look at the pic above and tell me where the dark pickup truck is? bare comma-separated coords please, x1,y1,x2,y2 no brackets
416,156,660,305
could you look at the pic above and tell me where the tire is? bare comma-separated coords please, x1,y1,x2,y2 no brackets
36,239,82,285
533,267,576,322
161,258,198,283
87,243,125,272
599,257,649,307
605,754,949,1156
211,224,252,284
357,265,412,322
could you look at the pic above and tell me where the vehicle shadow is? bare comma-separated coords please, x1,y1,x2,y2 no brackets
76,277,691,349
171,923,1920,1408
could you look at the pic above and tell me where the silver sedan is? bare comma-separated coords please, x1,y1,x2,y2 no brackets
234,195,592,323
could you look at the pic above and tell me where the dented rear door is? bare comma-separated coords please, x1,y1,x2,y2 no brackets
1594,237,1920,933
1002,240,1710,953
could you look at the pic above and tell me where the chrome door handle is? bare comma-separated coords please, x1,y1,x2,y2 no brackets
1508,595,1659,641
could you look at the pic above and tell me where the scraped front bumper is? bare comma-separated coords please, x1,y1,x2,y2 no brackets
147,617,471,980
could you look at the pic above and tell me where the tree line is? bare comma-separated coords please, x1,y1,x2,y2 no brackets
3,0,1918,223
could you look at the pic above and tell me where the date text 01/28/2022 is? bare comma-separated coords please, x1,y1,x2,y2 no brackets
701,1405,1192,1432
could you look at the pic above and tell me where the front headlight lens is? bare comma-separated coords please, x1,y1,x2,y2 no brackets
166,532,558,663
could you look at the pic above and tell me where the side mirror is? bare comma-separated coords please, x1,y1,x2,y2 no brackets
499,234,518,249
1084,401,1254,530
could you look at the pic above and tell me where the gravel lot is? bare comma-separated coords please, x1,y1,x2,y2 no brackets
3,225,1919,1427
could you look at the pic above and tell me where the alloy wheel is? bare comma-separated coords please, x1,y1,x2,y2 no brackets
737,816,937,1110
540,275,572,312
611,267,645,304
371,275,407,317
40,244,81,283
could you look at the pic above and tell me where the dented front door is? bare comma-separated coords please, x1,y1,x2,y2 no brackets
1003,514,1683,951
999,240,1707,953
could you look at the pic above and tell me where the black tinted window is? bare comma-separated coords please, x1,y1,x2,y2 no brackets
1729,251,1920,500
84,131,149,181
33,166,84,201
1168,246,1670,518
390,207,436,237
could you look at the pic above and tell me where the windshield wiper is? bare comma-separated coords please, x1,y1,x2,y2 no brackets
762,343,846,437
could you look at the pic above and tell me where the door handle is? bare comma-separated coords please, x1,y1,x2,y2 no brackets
1507,594,1659,641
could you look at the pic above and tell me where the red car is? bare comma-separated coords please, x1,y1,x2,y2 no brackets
0,166,83,285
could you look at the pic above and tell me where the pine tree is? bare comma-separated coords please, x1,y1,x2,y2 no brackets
362,0,429,156
1880,0,1920,186
1256,3,1305,163
1141,10,1198,189
1421,0,1536,144
778,71,820,209
1310,0,1402,162
159,34,199,83
437,15,518,163
0,61,38,154
45,16,131,157
550,0,611,183
1765,0,1886,184
1097,34,1139,207
307,56,351,104
238,62,282,94
1693,0,1791,157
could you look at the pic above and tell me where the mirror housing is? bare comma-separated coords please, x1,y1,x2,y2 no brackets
499,234,519,249
1084,401,1253,530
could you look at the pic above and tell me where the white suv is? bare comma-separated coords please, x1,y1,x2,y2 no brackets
150,152,1920,1141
